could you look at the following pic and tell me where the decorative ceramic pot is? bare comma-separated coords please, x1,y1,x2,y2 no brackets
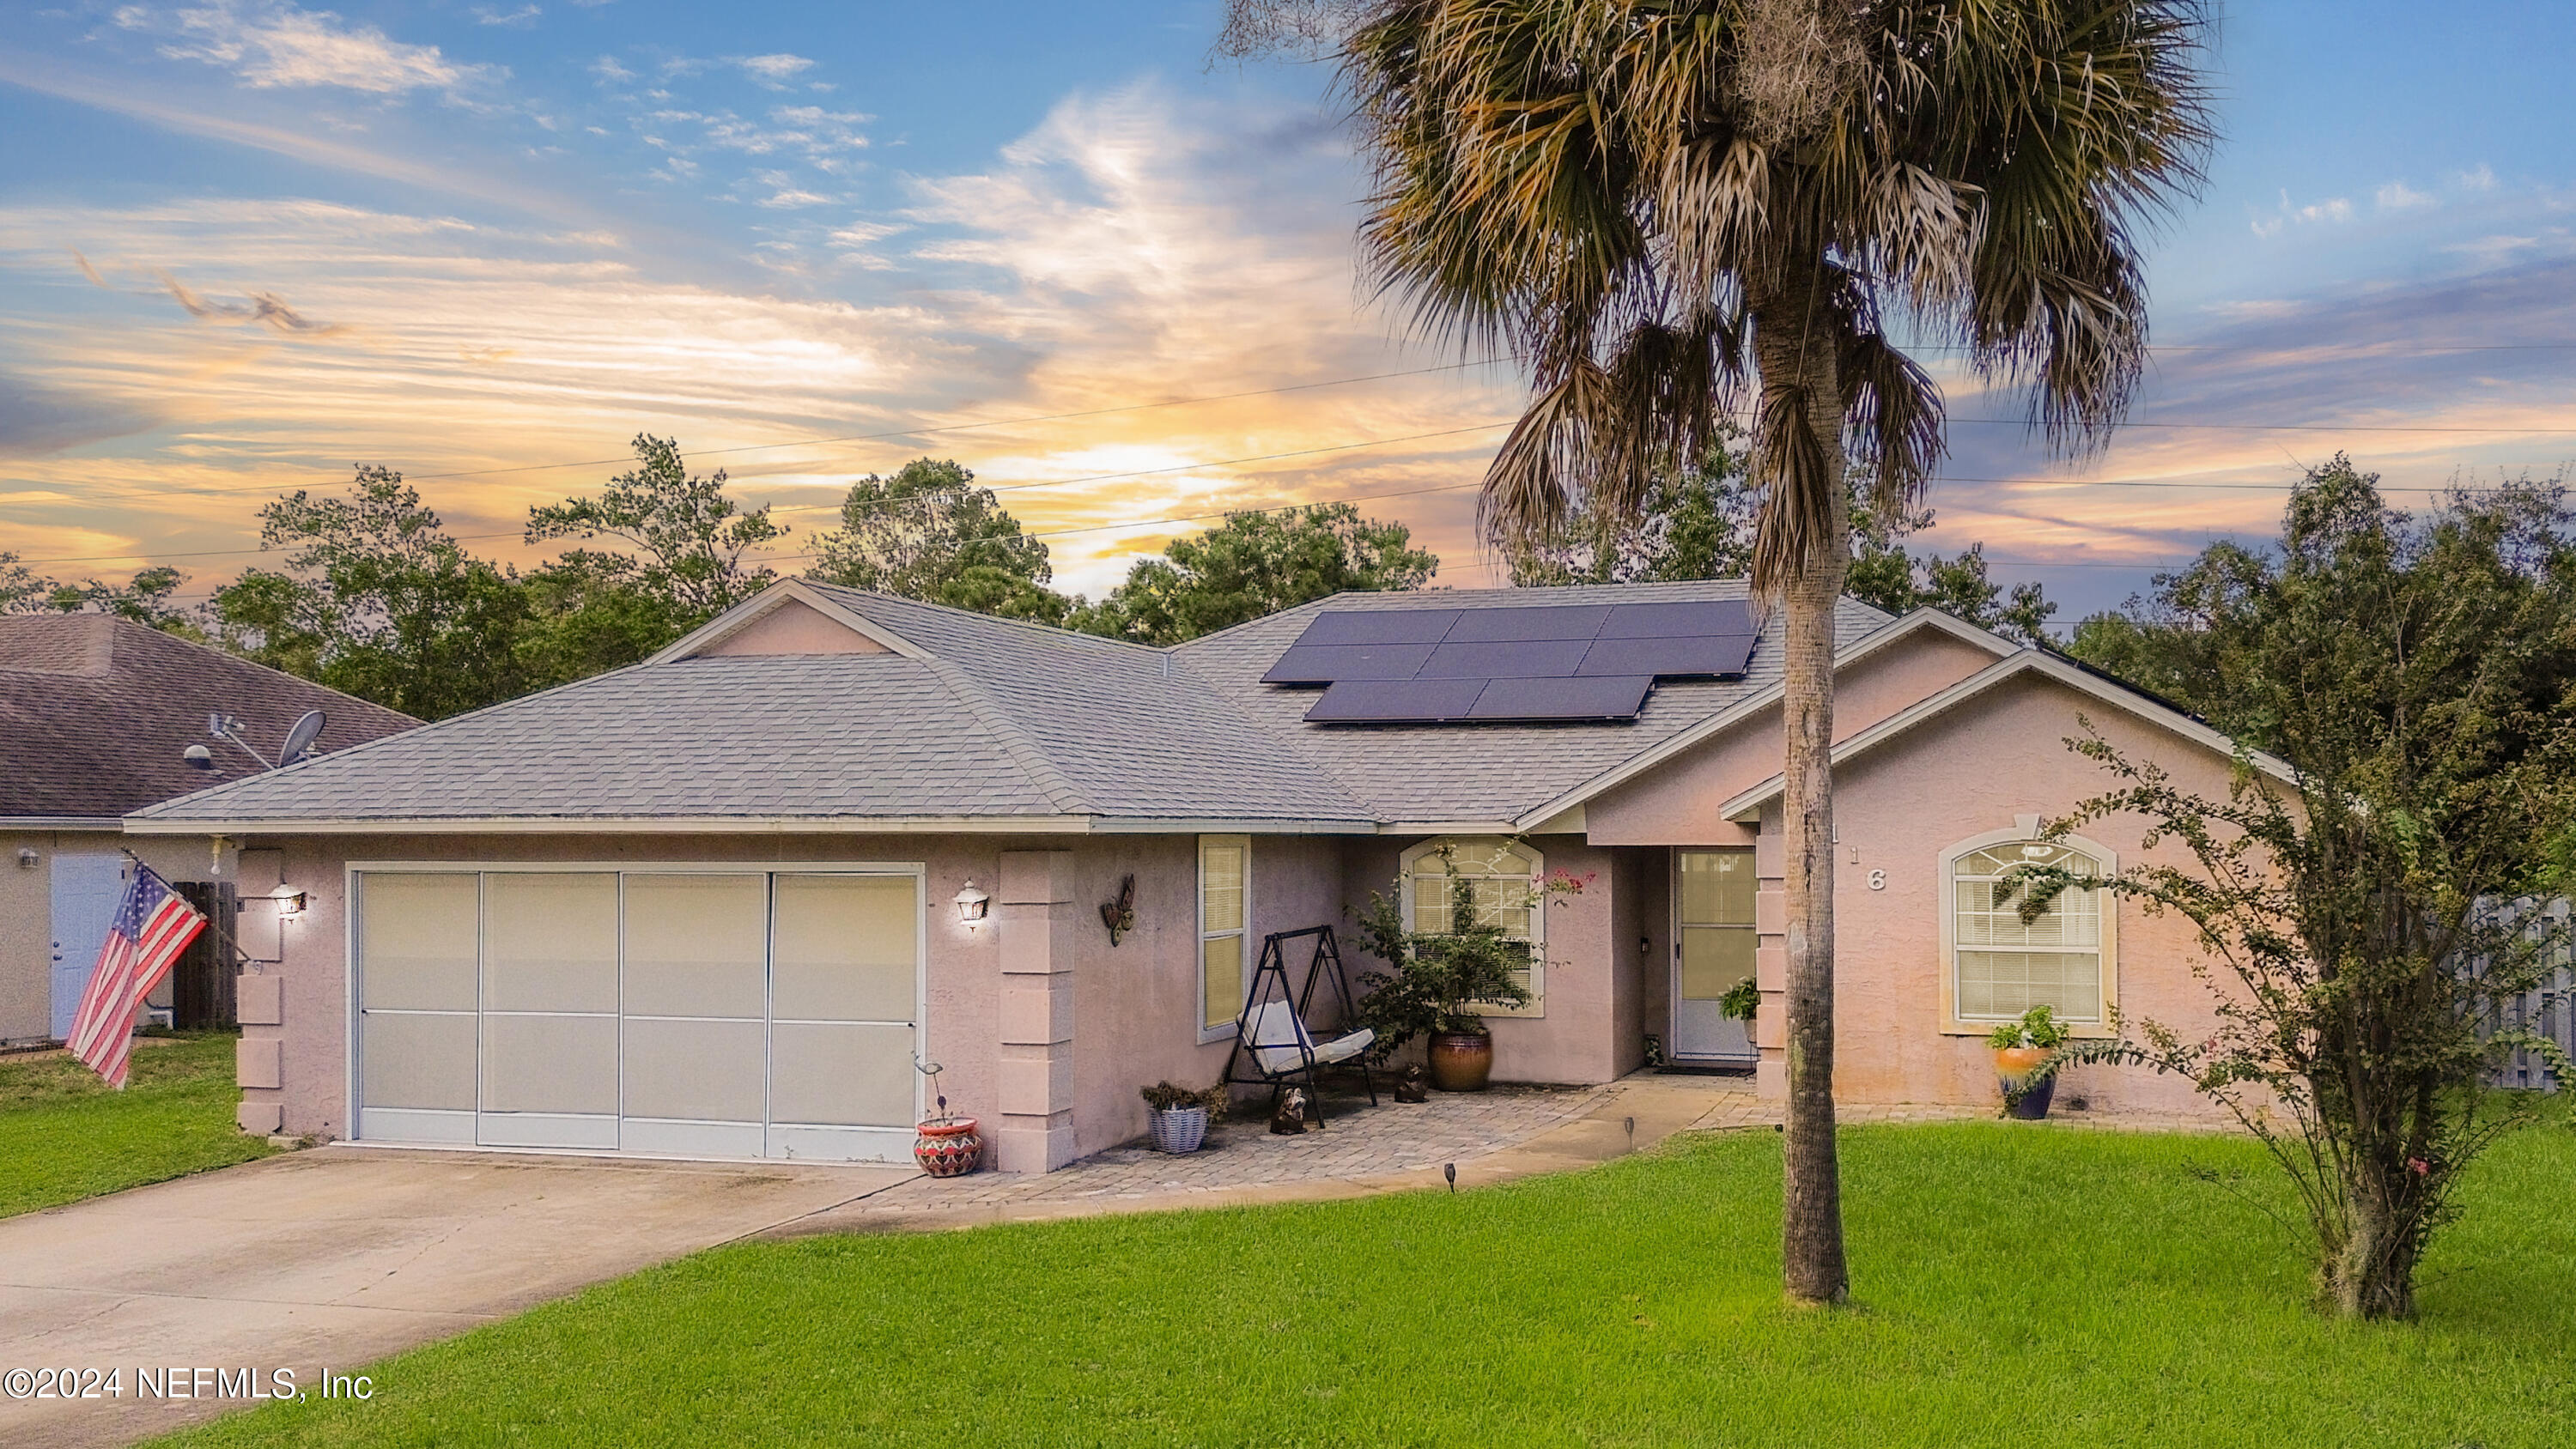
1148,1105,1209,1155
1427,1029,1494,1093
1991,1046,2056,1120
914,1116,983,1176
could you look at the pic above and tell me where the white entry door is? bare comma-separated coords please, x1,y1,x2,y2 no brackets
353,867,923,1161
1672,849,1758,1063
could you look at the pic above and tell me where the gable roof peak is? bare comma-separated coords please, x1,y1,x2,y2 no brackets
649,579,928,664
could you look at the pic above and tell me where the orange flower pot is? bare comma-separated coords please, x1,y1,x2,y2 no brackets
1991,1046,2050,1079
1991,1046,2056,1120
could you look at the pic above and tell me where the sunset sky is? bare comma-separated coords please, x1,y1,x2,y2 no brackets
3,1,2573,621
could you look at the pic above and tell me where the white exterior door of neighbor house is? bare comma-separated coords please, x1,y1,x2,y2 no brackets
350,866,924,1162
50,853,128,1041
1671,849,1759,1064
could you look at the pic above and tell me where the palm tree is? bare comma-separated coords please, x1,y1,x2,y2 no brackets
1235,0,2213,1303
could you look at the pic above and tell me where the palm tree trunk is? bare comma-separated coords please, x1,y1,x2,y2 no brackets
1757,266,1852,1307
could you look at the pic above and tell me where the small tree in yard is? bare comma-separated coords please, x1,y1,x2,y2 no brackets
2005,459,2576,1320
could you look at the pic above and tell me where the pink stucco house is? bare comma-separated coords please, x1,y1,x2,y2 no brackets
128,579,2279,1172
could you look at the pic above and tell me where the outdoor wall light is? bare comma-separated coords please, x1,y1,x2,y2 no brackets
15,847,37,870
953,879,991,926
270,882,308,917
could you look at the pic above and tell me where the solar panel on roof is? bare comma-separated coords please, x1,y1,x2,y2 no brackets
1261,642,1439,684
1595,600,1756,639
1303,677,1487,723
1443,604,1611,642
1276,595,1762,724
1414,639,1592,679
1467,675,1652,720
1295,609,1461,646
1575,633,1757,678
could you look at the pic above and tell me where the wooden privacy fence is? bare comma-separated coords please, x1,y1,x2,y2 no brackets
2478,896,2572,1092
168,880,239,1032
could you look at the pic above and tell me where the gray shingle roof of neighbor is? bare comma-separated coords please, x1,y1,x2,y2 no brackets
0,615,418,821
134,578,1893,831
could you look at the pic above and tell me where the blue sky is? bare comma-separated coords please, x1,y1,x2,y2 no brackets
3,1,2573,618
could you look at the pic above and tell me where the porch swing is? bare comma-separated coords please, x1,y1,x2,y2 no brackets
1220,925,1378,1124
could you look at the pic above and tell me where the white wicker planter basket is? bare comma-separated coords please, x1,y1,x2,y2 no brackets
1148,1106,1209,1154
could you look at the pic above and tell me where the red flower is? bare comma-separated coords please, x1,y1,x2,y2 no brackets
2407,1157,2430,1176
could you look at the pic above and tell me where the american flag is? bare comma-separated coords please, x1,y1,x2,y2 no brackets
65,864,208,1089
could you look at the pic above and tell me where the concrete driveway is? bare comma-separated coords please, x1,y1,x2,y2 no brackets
0,1147,912,1449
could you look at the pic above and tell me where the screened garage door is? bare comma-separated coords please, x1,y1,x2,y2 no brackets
352,868,923,1161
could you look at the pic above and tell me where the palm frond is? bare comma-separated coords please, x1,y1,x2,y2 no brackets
1840,328,1947,517
1479,356,1613,549
1655,134,1771,306
1340,0,2213,558
1748,377,1838,596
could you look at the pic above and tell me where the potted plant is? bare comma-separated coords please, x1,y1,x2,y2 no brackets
1717,976,1760,1034
1987,1005,2070,1120
1353,847,1534,1093
1139,1081,1226,1154
912,1062,982,1175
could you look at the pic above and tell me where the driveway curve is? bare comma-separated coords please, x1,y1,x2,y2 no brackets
0,1149,908,1449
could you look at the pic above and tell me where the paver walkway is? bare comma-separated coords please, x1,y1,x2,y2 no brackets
776,1070,1726,1235
762,1070,2235,1239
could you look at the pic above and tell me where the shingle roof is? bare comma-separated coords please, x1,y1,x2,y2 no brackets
134,580,1894,832
801,585,1372,824
133,653,1067,824
0,615,418,821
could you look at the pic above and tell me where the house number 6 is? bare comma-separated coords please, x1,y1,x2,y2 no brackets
1867,870,1887,891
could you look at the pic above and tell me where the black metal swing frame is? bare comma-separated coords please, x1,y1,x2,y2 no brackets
1219,925,1378,1124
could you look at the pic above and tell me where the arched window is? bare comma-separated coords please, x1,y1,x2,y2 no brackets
1400,837,1544,1017
1944,834,2115,1028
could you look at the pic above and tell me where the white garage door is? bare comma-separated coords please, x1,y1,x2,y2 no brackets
352,867,923,1161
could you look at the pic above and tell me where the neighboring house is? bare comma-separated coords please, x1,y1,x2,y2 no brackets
2,615,418,1046
129,579,2278,1170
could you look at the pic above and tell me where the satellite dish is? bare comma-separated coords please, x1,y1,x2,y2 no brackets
280,709,326,765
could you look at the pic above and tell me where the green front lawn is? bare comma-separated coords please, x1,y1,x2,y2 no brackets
0,1032,273,1217
165,1117,2576,1447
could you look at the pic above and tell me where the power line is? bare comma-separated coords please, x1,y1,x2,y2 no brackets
15,383,2576,519
4,421,1521,569
1919,343,2576,355
14,403,2566,574
0,365,1521,516
1943,416,2576,434
9,451,2541,573
1929,474,2528,494
405,358,1521,481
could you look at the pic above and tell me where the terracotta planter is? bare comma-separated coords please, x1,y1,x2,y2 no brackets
914,1116,983,1176
1991,1046,2056,1120
1427,1029,1494,1092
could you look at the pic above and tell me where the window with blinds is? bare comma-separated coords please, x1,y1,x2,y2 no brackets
1951,840,2106,1022
1401,837,1544,1017
1199,837,1249,1039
